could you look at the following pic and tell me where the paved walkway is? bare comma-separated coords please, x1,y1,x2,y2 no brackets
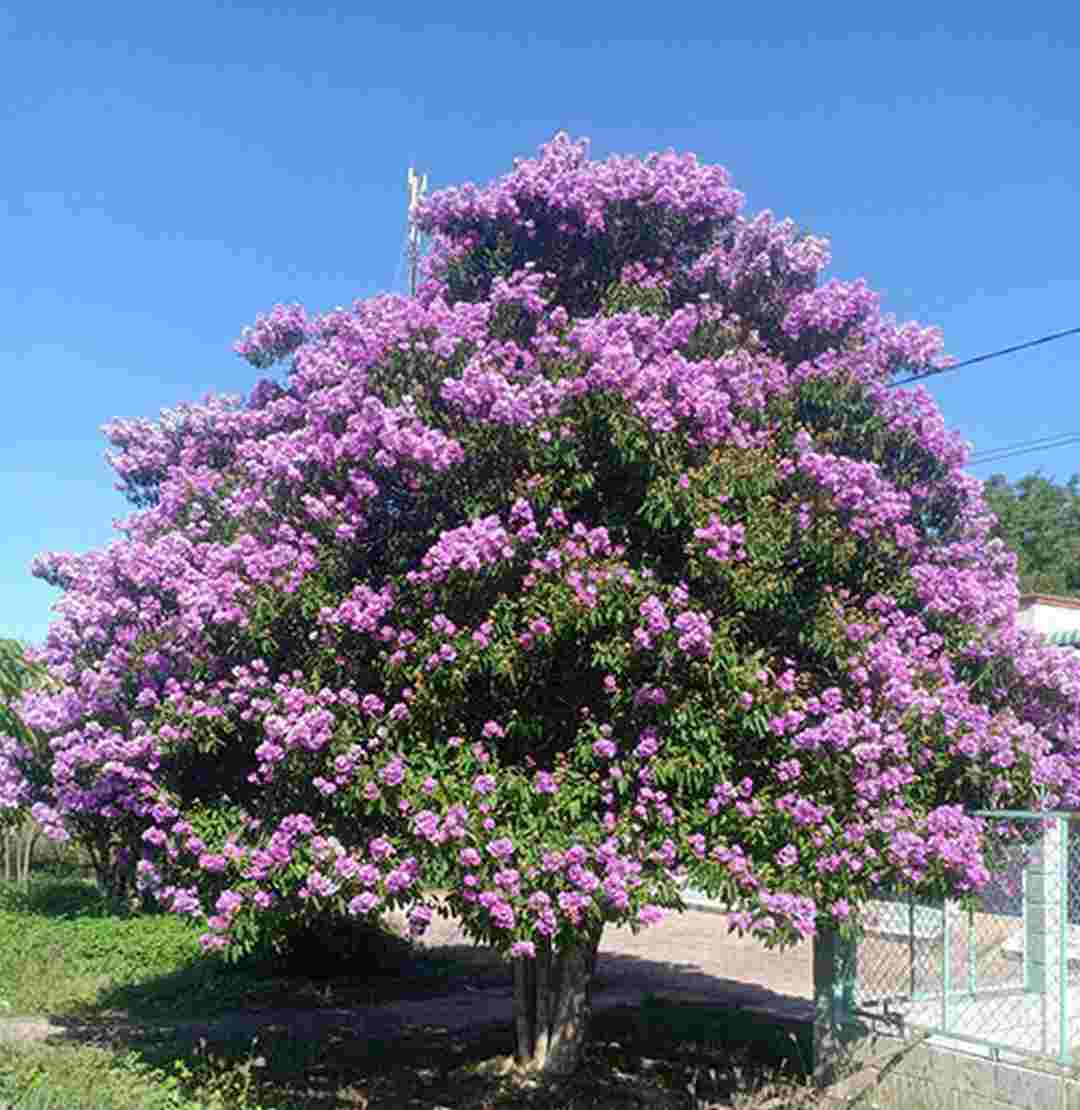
0,905,812,1048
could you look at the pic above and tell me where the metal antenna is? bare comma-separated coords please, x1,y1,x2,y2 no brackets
406,166,428,296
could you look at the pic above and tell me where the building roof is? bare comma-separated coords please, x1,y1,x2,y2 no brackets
1019,593,1080,612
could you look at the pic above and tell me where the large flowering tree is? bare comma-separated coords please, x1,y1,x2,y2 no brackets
8,135,1080,1074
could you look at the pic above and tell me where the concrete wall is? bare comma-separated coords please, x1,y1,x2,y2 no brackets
819,1021,1080,1110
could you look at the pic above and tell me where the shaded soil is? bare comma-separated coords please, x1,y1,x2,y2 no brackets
0,906,812,1052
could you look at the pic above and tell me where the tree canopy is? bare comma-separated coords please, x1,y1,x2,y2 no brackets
983,471,1080,598
0,639,36,742
0,639,45,830
7,135,1080,1072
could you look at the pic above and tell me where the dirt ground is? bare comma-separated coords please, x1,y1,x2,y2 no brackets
399,902,812,1013
0,905,813,1047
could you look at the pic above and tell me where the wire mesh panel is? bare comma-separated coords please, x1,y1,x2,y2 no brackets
1067,820,1080,1052
852,813,1079,1064
856,894,944,1007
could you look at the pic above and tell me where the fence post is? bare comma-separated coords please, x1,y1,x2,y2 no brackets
1025,827,1047,996
942,899,954,1033
908,898,916,998
1024,815,1067,1059
1054,815,1068,1065
813,924,857,1084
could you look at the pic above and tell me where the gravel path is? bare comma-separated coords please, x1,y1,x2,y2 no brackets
0,906,812,1048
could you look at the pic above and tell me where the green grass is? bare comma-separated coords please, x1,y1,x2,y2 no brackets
0,1043,221,1110
0,877,206,1019
0,875,505,1023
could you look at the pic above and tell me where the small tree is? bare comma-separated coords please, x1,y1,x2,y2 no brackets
0,639,46,884
10,136,1080,1074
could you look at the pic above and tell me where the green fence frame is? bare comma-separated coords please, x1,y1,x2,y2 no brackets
832,811,1079,1066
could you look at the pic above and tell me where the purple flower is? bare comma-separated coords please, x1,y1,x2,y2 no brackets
564,844,588,865
386,859,419,893
495,867,521,891
215,890,243,916
349,892,382,915
379,758,405,787
480,895,515,929
361,694,385,717
634,730,660,759
369,836,394,861
487,837,514,859
637,904,665,926
407,905,433,937
413,810,441,841
534,770,557,794
673,610,713,657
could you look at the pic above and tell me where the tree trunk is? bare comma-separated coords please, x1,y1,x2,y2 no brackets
512,927,602,1075
17,825,38,885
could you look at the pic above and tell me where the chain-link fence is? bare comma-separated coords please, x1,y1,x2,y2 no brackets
850,812,1080,1065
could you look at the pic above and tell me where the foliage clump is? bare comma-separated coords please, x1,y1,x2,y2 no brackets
983,471,1080,598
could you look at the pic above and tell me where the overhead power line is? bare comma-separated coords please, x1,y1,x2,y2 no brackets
891,325,1080,387
969,431,1080,465
967,433,1080,468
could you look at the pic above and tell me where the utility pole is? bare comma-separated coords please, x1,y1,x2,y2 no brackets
407,166,428,296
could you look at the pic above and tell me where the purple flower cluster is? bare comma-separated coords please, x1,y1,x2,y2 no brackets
416,132,742,251
234,304,309,370
0,735,29,812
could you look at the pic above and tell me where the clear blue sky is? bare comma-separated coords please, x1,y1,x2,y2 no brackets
3,2,1078,646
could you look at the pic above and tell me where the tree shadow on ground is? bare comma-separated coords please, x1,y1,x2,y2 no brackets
59,938,518,1025
594,947,811,1017
34,936,815,1108
0,875,113,918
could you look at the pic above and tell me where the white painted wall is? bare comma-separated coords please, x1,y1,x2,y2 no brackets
1017,597,1080,637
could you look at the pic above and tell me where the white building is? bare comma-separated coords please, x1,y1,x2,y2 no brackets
1016,593,1080,647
